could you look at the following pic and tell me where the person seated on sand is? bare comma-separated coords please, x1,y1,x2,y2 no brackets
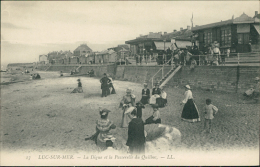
60,71,63,77
156,86,167,108
71,79,83,93
88,69,94,77
100,139,119,155
144,104,161,125
150,83,161,104
70,70,74,75
242,77,260,103
32,73,41,79
85,108,116,150
140,83,150,105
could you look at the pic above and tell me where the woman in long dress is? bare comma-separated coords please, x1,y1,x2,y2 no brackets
85,108,116,150
119,88,136,128
140,83,150,105
71,79,83,93
180,85,200,122
150,83,161,104
156,86,167,108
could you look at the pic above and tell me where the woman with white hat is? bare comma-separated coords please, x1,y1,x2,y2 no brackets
180,85,200,122
119,88,136,128
150,82,161,104
140,83,150,105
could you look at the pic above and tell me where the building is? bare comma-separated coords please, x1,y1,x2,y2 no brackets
47,50,73,64
191,11,260,53
73,44,92,57
125,26,192,56
39,55,48,64
95,49,117,64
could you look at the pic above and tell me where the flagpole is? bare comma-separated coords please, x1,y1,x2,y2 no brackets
191,12,193,28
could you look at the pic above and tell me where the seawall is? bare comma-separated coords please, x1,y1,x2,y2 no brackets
42,64,259,93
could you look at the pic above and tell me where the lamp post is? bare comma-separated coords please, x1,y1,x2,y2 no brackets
163,39,166,64
143,48,147,65
150,48,153,64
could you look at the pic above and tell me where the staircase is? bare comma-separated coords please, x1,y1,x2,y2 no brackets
45,64,52,71
159,65,182,87
150,58,182,88
75,65,82,72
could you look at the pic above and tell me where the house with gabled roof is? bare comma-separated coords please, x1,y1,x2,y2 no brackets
191,11,260,53
39,54,48,64
73,44,92,57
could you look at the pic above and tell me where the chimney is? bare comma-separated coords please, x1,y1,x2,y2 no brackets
255,11,258,16
164,32,167,35
180,27,183,31
187,26,191,30
173,29,177,32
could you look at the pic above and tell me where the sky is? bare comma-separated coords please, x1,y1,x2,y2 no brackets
1,1,259,67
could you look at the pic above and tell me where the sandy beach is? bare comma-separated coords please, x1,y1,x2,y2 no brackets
1,71,259,165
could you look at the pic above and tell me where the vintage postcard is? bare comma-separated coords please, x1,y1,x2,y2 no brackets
1,1,259,166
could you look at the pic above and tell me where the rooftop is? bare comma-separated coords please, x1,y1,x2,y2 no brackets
74,44,92,52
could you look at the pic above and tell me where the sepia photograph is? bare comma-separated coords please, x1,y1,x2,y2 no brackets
1,0,259,166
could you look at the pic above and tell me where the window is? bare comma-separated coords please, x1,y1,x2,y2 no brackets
237,33,249,44
204,32,212,45
221,29,231,47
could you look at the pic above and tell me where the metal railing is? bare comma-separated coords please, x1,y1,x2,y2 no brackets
149,58,175,87
186,52,260,66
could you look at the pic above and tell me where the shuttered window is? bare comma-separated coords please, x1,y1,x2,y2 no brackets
221,29,231,47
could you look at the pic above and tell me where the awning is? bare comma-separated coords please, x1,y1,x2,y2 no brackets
253,24,260,35
175,40,192,49
154,42,172,50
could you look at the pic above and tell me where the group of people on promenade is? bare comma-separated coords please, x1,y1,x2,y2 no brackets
83,74,220,155
133,41,230,67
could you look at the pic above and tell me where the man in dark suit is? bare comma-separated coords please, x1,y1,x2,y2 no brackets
100,73,111,97
126,109,145,154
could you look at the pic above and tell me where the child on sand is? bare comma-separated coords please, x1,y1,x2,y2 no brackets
203,99,218,133
136,101,145,119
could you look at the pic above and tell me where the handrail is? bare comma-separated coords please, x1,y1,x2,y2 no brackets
149,68,162,82
183,52,260,66
149,57,174,87
149,58,172,81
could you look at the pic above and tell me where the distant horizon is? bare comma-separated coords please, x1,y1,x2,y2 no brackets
1,1,259,66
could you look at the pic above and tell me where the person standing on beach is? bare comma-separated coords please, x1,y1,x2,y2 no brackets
119,88,136,128
180,85,200,122
203,99,218,133
126,109,145,154
100,73,111,97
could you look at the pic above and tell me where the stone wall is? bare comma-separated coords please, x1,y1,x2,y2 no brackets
115,65,259,93
44,64,260,93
